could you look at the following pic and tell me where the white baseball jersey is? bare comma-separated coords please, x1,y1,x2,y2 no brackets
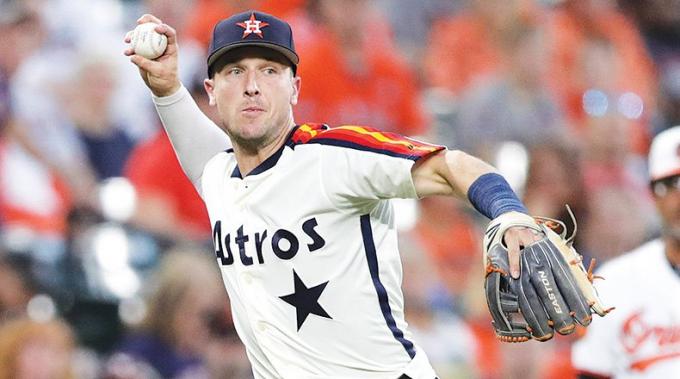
571,239,680,378
200,123,443,379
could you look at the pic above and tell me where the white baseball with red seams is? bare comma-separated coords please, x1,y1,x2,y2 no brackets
131,22,167,60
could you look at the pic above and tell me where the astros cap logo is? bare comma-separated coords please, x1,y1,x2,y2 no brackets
207,10,299,77
237,13,269,39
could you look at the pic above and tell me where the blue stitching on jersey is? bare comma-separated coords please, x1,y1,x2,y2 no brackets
360,214,416,359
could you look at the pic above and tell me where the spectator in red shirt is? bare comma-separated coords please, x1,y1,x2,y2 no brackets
124,83,215,242
125,128,211,242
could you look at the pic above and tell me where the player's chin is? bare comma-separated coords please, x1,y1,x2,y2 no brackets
229,116,262,133
229,127,269,148
239,123,269,139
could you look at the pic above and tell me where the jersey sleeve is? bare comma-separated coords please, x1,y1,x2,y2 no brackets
152,85,231,192
296,124,445,208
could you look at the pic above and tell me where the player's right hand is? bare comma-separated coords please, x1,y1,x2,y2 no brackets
124,14,181,97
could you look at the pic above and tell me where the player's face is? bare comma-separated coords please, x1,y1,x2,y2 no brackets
205,48,300,151
652,175,680,240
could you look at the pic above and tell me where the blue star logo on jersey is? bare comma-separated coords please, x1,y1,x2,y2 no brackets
279,270,332,330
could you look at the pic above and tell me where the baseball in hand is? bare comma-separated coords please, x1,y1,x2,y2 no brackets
130,22,167,59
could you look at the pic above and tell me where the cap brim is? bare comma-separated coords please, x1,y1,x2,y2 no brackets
207,41,299,72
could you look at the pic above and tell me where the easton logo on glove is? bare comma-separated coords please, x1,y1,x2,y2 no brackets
538,271,563,314
483,207,614,343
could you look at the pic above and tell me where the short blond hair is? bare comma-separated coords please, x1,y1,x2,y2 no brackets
140,248,224,344
0,318,75,379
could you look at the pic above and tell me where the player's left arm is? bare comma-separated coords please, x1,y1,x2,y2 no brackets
412,149,493,199
412,149,540,278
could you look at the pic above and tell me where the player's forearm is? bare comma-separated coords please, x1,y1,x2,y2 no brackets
413,149,527,218
440,150,528,218
413,149,496,198
153,85,231,183
444,150,497,195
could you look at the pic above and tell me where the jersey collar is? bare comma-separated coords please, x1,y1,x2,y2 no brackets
230,125,302,179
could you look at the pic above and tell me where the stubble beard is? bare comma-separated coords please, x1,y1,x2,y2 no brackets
223,120,280,155
229,131,270,154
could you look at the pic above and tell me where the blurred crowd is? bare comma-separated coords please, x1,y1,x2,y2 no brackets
0,0,678,378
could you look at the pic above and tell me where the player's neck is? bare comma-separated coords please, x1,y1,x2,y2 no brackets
232,123,294,176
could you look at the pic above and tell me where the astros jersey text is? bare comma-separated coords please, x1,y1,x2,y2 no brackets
200,123,443,379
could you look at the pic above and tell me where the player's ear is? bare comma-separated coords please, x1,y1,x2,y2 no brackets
290,75,301,106
204,78,216,106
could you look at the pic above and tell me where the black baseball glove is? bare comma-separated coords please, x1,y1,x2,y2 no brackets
483,207,612,342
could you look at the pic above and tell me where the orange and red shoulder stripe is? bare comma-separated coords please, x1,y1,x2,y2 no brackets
291,123,445,161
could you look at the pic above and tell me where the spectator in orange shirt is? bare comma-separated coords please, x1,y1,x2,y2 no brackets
374,0,460,70
423,0,538,97
619,1,680,130
413,197,479,302
186,0,306,49
258,0,306,18
451,23,567,160
185,0,240,48
544,0,658,155
294,0,428,136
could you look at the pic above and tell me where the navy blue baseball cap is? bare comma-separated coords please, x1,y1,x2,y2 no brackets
207,10,299,77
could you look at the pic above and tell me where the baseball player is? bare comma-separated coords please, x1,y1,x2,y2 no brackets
125,10,542,379
572,126,680,378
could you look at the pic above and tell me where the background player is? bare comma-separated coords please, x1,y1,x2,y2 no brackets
572,125,680,378
126,10,546,379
